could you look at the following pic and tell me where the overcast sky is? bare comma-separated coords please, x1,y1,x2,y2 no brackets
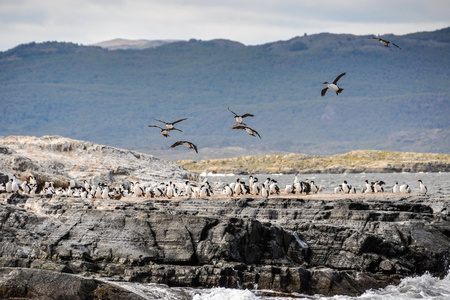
1,0,449,51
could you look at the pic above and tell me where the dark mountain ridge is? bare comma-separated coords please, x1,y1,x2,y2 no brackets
0,28,449,160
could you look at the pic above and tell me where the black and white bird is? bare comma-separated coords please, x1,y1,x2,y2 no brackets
418,180,427,195
392,182,400,193
170,141,198,153
399,184,411,194
154,117,187,129
341,180,351,193
321,72,346,96
368,37,401,49
148,125,181,137
232,125,262,138
228,107,254,126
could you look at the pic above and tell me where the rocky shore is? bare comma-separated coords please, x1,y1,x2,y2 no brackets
1,136,449,299
1,193,449,298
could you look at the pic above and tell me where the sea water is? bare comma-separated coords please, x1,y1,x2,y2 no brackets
110,270,450,299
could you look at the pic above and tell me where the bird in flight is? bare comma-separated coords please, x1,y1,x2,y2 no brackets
170,141,198,153
227,107,254,126
232,125,262,139
148,125,181,137
368,37,401,49
154,117,187,129
321,72,346,96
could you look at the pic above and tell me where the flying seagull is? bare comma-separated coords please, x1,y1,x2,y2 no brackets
227,107,254,126
232,125,262,139
321,72,346,96
154,117,187,129
368,37,401,49
170,141,198,153
148,125,181,137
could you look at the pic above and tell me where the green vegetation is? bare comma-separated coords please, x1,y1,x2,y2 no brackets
175,150,450,174
0,29,449,157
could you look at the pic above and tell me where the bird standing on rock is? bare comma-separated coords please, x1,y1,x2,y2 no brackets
418,180,427,195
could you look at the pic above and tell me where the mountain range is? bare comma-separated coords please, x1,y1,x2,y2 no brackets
0,28,449,160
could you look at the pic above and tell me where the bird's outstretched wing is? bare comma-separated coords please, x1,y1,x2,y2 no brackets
252,128,262,139
232,125,247,130
227,107,237,116
390,42,401,49
333,73,346,84
321,87,328,96
170,141,183,148
190,142,198,153
172,118,187,125
148,125,163,130
154,118,168,125
241,113,254,118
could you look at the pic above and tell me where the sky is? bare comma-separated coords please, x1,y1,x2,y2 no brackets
1,0,449,51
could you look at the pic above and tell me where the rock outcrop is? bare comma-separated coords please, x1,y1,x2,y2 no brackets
0,135,191,187
1,193,449,297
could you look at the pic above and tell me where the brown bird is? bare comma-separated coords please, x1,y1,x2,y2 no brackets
170,141,198,153
368,37,401,49
228,107,254,126
232,125,261,139
321,72,346,96
154,117,187,129
148,125,181,137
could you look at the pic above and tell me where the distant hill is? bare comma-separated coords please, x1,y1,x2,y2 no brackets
92,38,180,50
0,28,449,160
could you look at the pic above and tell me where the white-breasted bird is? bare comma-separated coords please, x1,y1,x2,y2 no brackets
418,180,427,195
368,37,401,49
228,107,254,126
321,72,346,96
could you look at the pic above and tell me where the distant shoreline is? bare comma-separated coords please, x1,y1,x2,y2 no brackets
176,150,450,175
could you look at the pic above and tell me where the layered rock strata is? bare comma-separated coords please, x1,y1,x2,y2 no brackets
1,193,449,297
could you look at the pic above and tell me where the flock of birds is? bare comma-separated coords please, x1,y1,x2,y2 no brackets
0,37,413,200
0,174,213,200
147,36,402,154
0,171,428,200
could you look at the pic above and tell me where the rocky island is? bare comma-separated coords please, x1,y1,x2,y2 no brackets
0,136,449,299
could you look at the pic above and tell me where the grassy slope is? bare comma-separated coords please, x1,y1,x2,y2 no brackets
175,150,450,174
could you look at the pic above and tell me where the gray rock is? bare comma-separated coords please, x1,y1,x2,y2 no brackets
0,193,449,297
0,267,145,299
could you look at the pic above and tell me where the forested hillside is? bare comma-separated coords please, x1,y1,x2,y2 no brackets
1,28,449,160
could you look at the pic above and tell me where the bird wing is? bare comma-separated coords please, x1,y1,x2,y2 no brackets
241,113,254,118
172,118,187,125
251,128,262,139
321,87,328,96
170,141,183,148
154,118,168,125
227,107,238,116
167,127,182,132
390,42,401,49
232,125,247,130
148,125,163,130
333,72,346,84
190,143,198,153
